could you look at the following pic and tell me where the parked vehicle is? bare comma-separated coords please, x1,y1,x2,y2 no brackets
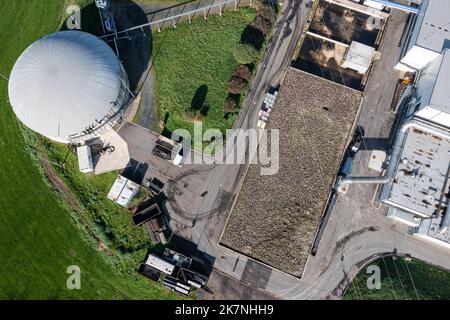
349,128,365,155
260,104,271,113
259,110,270,118
340,157,354,176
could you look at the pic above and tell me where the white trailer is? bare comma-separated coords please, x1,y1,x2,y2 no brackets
116,179,140,208
107,175,127,202
107,175,140,208
77,145,94,173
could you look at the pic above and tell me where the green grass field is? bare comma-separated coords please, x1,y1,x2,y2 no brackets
344,256,450,300
151,8,256,141
41,140,157,275
0,0,177,299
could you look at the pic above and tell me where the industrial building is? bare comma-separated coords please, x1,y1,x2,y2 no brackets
340,0,450,249
221,68,362,277
383,0,450,247
395,0,450,72
293,0,388,90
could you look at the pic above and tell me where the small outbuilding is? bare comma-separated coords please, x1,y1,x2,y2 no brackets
76,145,94,173
342,41,375,74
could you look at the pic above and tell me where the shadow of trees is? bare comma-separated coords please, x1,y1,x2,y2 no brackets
188,85,210,118
191,85,208,111
60,0,153,93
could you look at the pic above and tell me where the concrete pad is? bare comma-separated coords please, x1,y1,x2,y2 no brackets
368,150,386,172
337,183,349,195
93,130,130,175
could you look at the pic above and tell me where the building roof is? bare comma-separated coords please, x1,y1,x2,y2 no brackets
342,41,375,74
416,49,450,128
429,49,450,112
8,31,122,141
415,0,450,53
416,213,450,246
386,124,450,218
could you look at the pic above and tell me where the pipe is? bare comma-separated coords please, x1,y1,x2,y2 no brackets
366,0,420,14
339,120,450,186
338,176,389,185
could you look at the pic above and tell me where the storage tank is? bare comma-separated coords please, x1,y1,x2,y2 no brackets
8,31,130,143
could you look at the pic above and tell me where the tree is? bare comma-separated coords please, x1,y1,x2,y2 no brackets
227,76,246,95
224,95,238,113
234,64,252,81
233,43,259,65
254,6,276,35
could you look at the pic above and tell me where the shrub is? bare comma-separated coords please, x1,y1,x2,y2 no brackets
227,76,246,95
224,95,238,113
254,5,276,35
234,64,252,81
233,43,259,64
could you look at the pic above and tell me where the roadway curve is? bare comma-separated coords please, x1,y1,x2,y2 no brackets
167,3,450,300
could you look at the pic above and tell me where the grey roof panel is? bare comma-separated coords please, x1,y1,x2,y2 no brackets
430,49,450,112
416,0,450,53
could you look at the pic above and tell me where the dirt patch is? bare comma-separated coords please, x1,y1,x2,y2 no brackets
40,159,78,209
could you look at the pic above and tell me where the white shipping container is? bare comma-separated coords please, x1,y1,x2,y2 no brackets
116,179,140,207
107,175,127,201
77,145,94,173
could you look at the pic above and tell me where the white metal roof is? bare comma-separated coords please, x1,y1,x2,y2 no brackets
116,179,140,208
107,175,128,201
107,174,140,208
342,41,375,74
415,49,450,128
8,31,122,141
415,0,450,53
429,49,450,112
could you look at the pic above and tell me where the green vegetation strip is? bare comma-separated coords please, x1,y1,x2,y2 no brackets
344,256,450,300
0,0,176,299
152,8,256,140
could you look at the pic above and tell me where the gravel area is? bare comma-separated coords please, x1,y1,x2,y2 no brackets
221,68,362,277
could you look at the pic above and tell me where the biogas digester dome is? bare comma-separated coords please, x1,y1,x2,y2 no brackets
8,31,130,143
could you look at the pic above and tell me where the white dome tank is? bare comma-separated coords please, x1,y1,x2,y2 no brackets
8,31,130,143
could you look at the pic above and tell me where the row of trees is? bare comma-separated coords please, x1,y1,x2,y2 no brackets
224,3,276,115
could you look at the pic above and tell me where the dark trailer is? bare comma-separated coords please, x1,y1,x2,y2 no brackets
132,203,162,226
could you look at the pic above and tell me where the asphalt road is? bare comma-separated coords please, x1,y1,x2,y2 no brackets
121,1,450,300
171,5,450,300
167,0,311,299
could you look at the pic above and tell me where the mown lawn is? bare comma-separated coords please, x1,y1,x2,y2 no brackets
152,8,256,141
344,256,450,300
0,0,177,299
